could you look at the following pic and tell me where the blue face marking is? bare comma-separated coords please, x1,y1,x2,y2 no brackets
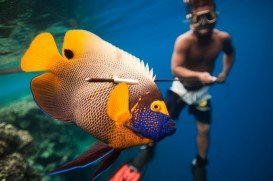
129,108,176,142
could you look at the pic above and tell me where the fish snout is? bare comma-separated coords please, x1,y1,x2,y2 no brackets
129,110,176,142
163,117,176,136
152,114,176,142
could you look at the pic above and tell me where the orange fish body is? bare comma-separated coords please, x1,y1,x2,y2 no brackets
21,30,175,178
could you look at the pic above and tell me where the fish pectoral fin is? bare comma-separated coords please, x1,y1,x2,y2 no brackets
123,121,143,135
107,83,132,125
21,33,64,72
48,141,121,179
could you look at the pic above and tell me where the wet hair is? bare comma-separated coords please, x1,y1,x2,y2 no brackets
186,0,216,11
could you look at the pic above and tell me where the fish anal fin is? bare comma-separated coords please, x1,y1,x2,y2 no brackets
49,142,114,175
107,83,132,125
92,150,121,180
31,73,70,122
21,33,64,72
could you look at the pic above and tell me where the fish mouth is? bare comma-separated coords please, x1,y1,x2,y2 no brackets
162,117,176,137
148,115,176,142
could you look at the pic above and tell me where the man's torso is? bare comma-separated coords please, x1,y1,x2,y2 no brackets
182,29,225,87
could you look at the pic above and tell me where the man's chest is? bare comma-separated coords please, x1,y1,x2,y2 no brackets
187,40,222,64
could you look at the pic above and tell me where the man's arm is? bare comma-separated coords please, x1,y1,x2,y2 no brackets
217,33,235,82
171,35,215,84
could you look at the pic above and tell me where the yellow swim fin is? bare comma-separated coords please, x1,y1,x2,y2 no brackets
107,83,132,125
21,33,64,72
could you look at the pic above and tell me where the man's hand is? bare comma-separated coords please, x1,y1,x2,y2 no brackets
198,72,217,84
216,72,227,83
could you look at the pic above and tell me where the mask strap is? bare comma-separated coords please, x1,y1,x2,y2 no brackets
183,0,193,20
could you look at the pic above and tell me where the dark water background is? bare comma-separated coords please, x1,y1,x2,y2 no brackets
1,0,273,180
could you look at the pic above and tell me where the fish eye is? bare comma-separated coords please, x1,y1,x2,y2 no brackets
64,49,74,59
151,101,161,112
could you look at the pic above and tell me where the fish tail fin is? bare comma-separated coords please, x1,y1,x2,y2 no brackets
48,142,120,177
21,33,64,72
92,149,121,180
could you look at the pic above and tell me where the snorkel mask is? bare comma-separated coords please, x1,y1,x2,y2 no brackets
184,0,218,35
187,9,217,27
187,9,218,34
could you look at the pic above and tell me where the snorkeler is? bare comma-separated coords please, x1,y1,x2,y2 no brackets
110,0,235,180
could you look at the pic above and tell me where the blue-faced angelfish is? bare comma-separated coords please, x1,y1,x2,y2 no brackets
21,30,176,179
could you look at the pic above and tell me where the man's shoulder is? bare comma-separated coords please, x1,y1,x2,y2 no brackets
214,29,231,41
214,29,235,53
176,31,195,43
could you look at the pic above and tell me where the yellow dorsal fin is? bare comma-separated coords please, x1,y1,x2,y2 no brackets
107,83,132,125
62,30,104,60
21,33,64,72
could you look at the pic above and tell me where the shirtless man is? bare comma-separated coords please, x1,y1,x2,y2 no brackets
166,0,235,180
111,0,235,180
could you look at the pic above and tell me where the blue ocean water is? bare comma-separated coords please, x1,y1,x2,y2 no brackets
1,0,273,180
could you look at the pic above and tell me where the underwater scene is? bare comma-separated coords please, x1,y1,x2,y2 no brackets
0,0,273,180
